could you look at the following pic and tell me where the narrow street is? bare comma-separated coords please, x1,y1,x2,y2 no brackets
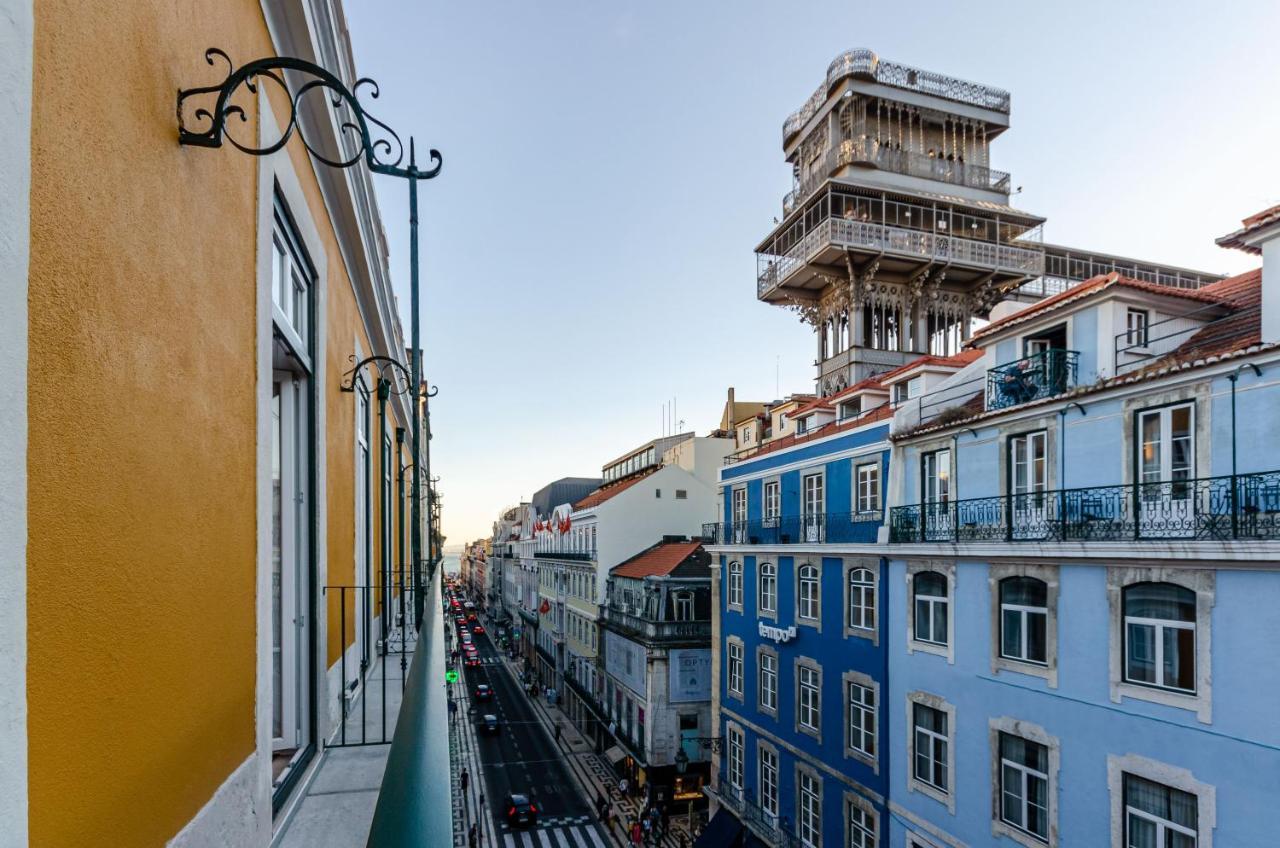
459,616,610,847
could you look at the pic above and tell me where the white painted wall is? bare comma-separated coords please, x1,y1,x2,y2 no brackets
0,0,32,840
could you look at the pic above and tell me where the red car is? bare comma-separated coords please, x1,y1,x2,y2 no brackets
466,654,481,667
472,624,485,635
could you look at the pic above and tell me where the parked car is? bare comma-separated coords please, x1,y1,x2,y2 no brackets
474,684,493,701
504,794,537,828
481,713,500,734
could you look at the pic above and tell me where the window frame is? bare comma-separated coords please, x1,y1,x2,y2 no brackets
726,722,745,791
906,691,955,811
906,562,955,662
758,561,778,619
1122,582,1196,694
990,564,1059,686
989,717,1060,848
796,763,823,848
1000,576,1049,666
797,561,821,627
855,461,882,515
912,571,949,646
843,670,878,771
757,645,779,717
763,478,781,527
727,561,743,611
1125,307,1150,349
758,741,780,823
795,657,822,741
1107,754,1215,848
726,638,745,701
844,792,879,848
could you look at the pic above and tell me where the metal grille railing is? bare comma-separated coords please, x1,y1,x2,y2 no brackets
703,511,882,546
889,471,1280,543
986,349,1079,411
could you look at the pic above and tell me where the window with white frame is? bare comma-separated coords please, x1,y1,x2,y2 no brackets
759,745,779,821
726,725,744,790
732,487,748,539
759,562,777,615
1000,577,1048,665
999,732,1049,842
922,449,951,506
798,663,821,732
856,462,881,514
847,680,875,758
727,641,744,696
1124,582,1196,692
912,703,948,793
847,799,876,848
798,769,822,848
1137,404,1194,500
798,563,820,621
763,480,781,526
848,568,875,632
759,650,778,713
1009,431,1048,501
1126,308,1150,348
913,571,949,646
802,472,825,539
674,591,694,621
1124,773,1197,848
728,561,743,608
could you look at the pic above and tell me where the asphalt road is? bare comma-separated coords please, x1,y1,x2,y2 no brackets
459,619,605,846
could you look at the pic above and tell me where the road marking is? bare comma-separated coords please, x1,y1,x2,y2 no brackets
520,832,535,848
537,831,553,848
552,829,572,848
503,836,516,848
567,827,590,848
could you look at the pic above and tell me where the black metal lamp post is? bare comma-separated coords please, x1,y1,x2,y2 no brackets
177,49,442,634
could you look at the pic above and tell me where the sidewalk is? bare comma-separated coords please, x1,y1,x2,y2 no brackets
496,650,692,848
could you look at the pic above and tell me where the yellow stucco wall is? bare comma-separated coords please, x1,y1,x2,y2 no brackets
27,1,408,844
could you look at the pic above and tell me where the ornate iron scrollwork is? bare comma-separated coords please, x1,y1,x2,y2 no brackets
340,354,417,396
177,49,441,180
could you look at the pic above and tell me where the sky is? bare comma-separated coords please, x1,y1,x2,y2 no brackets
344,0,1280,546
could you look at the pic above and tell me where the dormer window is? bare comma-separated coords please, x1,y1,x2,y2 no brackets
838,398,862,420
894,376,923,406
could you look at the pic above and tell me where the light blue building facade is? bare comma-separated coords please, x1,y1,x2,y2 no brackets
706,414,892,847
884,256,1280,847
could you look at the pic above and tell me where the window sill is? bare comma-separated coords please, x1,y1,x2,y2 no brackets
843,746,878,775
992,818,1053,848
1113,678,1208,722
844,624,878,644
993,655,1056,688
907,777,954,814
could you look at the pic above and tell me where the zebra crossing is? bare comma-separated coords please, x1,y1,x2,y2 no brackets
500,824,607,848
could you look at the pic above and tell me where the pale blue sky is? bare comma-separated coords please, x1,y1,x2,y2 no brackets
345,0,1280,545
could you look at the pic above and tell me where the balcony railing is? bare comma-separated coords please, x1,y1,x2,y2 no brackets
704,511,881,546
600,607,712,642
986,349,1079,411
784,138,1011,214
888,471,1280,543
533,549,596,561
758,215,1044,297
715,783,801,848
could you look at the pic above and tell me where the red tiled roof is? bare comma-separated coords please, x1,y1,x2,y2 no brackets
1216,204,1280,254
877,349,984,383
572,467,658,510
792,397,835,417
736,403,894,462
610,540,704,579
970,273,1227,343
829,377,888,402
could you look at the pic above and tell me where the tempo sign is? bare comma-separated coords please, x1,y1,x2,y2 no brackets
758,622,798,643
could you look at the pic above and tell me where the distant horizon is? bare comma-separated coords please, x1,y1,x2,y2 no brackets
346,0,1279,545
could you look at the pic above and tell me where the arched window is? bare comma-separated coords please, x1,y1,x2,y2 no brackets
727,561,743,607
1124,582,1196,692
759,562,777,614
999,577,1048,664
798,563,820,620
913,571,948,645
848,568,876,631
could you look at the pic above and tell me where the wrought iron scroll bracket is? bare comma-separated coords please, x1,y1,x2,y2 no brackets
340,354,415,396
177,48,441,180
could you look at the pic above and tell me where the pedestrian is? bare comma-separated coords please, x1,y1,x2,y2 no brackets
641,816,651,844
597,791,606,818
460,767,469,794
630,819,642,846
618,777,629,798
479,790,485,809
554,723,562,745
468,823,477,848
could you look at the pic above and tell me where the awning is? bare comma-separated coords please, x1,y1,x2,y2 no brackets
693,809,743,848
603,746,627,766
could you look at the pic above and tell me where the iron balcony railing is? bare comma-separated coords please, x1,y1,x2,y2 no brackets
888,470,1280,543
599,606,713,642
533,549,596,561
703,511,882,546
715,783,802,848
783,138,1011,214
758,214,1044,297
986,349,1079,411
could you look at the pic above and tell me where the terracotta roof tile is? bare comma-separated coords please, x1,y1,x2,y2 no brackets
610,540,705,579
572,467,658,510
877,349,983,383
733,403,893,462
970,273,1226,343
1216,205,1280,254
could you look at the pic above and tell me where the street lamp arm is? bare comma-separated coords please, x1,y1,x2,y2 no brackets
340,354,415,395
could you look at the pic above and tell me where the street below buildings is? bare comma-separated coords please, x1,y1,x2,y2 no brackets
456,614,610,847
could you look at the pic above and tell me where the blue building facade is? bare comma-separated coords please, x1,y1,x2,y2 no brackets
707,418,892,847
883,261,1280,848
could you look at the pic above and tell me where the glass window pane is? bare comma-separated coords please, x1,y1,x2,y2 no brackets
1027,611,1047,663
1127,622,1156,683
1126,583,1195,621
1164,626,1196,691
933,601,948,644
1002,609,1022,658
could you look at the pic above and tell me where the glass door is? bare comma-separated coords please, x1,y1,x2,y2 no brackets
1010,432,1048,539
272,372,311,786
355,387,372,675
923,449,953,540
802,473,824,542
1137,405,1195,537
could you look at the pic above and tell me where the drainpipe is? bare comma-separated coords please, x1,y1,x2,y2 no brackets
1058,402,1087,539
1228,363,1263,537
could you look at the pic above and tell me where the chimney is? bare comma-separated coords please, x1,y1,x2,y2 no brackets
1217,204,1280,344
